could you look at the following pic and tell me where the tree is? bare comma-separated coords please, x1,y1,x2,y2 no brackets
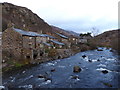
91,27,99,36
79,32,91,37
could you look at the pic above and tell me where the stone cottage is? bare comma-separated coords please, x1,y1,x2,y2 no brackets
55,33,68,42
55,33,71,48
2,27,54,61
69,36,79,45
79,33,92,43
49,40,65,49
39,42,52,49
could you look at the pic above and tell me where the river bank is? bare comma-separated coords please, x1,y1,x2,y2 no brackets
2,48,80,73
3,47,120,88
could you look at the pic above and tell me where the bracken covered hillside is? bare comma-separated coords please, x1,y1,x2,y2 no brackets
92,29,120,53
2,2,52,34
2,2,79,38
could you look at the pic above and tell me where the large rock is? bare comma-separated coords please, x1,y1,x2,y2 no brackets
73,66,82,73
88,60,92,62
97,59,100,62
103,83,112,87
51,68,55,72
97,49,103,51
45,78,52,81
101,70,108,74
82,55,86,58
71,75,80,79
38,74,46,78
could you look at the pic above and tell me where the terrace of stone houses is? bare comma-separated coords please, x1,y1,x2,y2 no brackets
11,28,66,49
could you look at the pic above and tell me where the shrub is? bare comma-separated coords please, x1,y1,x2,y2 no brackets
48,49,57,57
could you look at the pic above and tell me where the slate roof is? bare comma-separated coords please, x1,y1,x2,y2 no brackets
13,28,56,38
43,42,52,46
56,33,68,39
14,28,40,37
50,40,65,45
44,34,56,39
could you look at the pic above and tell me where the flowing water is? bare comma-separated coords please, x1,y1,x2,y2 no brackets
2,47,120,88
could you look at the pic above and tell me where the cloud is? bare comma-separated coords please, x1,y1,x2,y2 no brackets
0,0,119,33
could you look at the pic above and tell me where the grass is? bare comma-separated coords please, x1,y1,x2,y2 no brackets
14,63,23,68
103,83,112,87
2,58,30,72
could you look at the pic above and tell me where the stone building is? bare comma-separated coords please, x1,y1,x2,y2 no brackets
79,33,93,43
2,28,55,61
37,42,52,50
55,33,68,42
49,40,65,49
55,33,72,48
69,37,79,44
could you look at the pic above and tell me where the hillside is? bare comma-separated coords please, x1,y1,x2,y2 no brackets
51,26,80,38
92,29,120,53
2,2,79,38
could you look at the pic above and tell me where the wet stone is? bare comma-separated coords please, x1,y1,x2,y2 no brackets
51,68,55,72
82,55,86,58
45,78,52,82
110,50,113,52
71,75,79,79
58,56,61,59
103,83,112,87
101,70,108,74
79,62,81,64
88,60,92,62
73,66,82,73
97,49,103,51
38,74,46,79
97,59,100,62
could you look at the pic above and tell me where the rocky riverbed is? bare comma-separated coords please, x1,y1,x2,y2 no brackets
2,47,120,88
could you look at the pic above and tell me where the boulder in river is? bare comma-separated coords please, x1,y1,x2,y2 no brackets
82,55,86,58
110,49,113,52
88,60,92,62
58,55,61,59
38,74,46,79
45,77,52,82
73,66,82,73
101,70,108,74
71,75,80,79
97,59,100,62
51,68,55,72
103,83,112,87
97,49,103,51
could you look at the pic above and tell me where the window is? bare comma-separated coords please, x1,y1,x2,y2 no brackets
33,53,37,59
73,38,75,40
26,56,30,59
29,37,32,39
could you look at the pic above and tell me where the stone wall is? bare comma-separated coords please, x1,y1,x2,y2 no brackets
23,36,36,49
2,28,23,60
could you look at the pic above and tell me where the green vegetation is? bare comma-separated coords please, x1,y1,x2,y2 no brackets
14,63,23,68
103,83,112,87
45,48,51,53
79,32,91,37
2,58,31,72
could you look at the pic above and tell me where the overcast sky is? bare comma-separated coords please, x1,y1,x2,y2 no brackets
0,0,119,34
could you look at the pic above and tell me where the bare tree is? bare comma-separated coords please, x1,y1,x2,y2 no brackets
91,27,99,37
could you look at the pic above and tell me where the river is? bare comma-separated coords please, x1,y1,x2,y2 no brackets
2,47,120,88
